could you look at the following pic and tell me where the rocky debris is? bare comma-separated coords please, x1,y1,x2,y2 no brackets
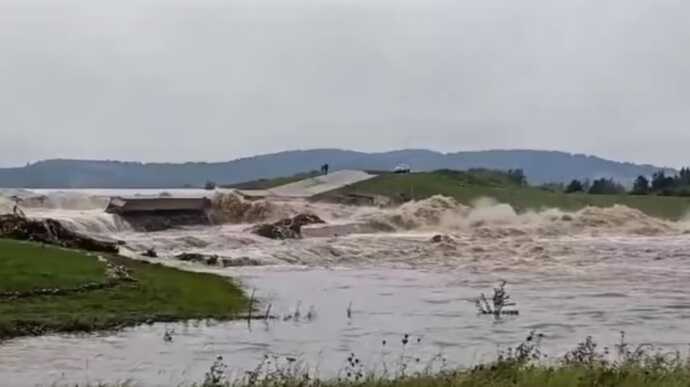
143,248,158,258
174,252,262,267
252,223,298,240
430,234,458,254
251,213,325,240
221,257,262,267
0,214,119,253
175,252,222,266
292,213,326,226
430,234,456,244
176,253,208,262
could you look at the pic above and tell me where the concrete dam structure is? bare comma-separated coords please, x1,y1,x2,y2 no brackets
106,197,212,231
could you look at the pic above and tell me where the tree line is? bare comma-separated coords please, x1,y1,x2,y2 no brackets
557,168,690,196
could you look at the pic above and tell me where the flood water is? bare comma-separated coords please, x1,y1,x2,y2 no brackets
1,190,689,386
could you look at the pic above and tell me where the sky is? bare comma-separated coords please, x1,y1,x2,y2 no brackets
1,0,689,168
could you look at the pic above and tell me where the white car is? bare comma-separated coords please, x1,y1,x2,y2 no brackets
393,164,411,174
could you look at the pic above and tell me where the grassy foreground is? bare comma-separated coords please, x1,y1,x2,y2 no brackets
0,239,248,340
245,367,690,387
93,358,690,387
285,366,690,387
90,333,689,387
320,170,690,221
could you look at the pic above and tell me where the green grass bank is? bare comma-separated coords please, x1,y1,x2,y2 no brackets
0,239,248,340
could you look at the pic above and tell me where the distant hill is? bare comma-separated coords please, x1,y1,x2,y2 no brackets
0,149,675,188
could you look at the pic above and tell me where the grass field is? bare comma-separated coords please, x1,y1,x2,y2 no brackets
321,170,690,221
0,240,107,292
0,239,248,340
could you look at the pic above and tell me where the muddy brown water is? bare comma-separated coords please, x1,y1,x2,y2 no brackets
1,190,689,386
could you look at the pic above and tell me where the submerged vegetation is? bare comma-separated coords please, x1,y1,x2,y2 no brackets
0,239,248,340
475,281,519,317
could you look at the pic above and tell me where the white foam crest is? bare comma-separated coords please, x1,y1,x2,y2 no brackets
0,196,13,214
208,192,358,225
27,210,133,234
353,195,680,237
5,191,684,268
209,192,292,224
0,191,109,211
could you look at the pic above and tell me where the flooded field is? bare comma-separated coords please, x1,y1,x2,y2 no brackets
1,189,690,386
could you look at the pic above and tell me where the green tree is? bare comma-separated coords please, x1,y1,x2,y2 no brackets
588,178,625,195
630,175,650,195
539,182,565,192
565,179,584,193
651,171,674,192
507,169,527,186
677,167,690,186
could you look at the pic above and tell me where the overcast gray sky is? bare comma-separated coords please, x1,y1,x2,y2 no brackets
1,0,689,167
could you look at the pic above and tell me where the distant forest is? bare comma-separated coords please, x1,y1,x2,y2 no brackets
541,168,690,197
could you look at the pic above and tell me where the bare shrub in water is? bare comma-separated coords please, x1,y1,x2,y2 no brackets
563,336,607,367
340,352,365,382
475,280,519,317
242,354,311,386
202,355,229,387
492,331,546,367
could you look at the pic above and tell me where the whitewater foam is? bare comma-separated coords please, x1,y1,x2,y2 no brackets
5,190,686,267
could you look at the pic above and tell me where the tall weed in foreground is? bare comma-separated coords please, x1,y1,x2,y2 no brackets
188,331,690,387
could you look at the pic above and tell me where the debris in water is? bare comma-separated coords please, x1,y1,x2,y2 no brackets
476,280,519,317
252,214,325,240
143,248,158,258
293,301,302,321
306,305,316,321
264,304,272,321
163,328,175,343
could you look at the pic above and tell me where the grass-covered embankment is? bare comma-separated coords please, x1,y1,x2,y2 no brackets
0,239,248,340
225,170,321,190
321,170,690,221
